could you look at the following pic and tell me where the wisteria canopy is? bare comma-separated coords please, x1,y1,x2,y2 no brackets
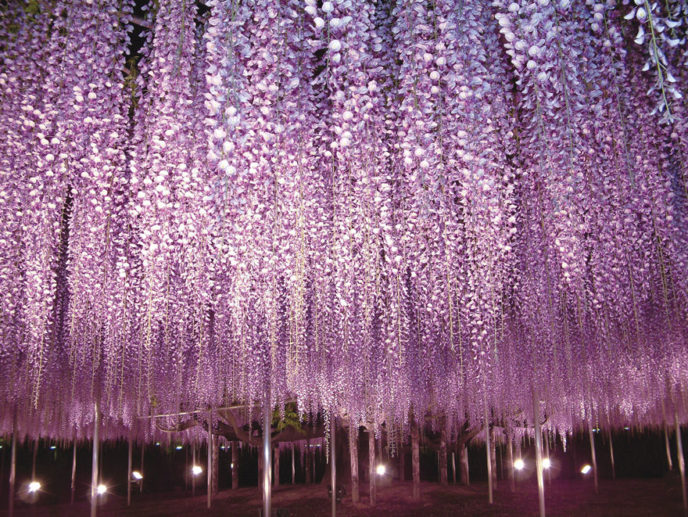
0,0,687,444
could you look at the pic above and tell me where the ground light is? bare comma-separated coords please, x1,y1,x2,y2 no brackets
27,481,41,493
542,458,551,469
581,464,592,474
514,458,525,471
192,465,203,476
376,464,386,476
132,470,143,481
96,484,107,495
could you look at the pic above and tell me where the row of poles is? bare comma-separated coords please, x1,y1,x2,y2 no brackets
5,403,687,517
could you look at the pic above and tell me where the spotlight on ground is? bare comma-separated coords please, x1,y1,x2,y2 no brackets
580,464,592,475
375,464,386,476
132,470,143,481
514,458,525,471
96,484,107,495
28,481,41,493
542,458,551,469
192,465,203,476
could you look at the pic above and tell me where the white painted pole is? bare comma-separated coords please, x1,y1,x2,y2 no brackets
292,442,296,484
91,403,99,517
71,437,77,504
263,400,272,517
8,410,16,517
207,410,212,510
484,401,493,504
331,417,336,517
589,424,598,494
608,429,615,480
675,412,687,517
533,393,545,517
127,434,133,506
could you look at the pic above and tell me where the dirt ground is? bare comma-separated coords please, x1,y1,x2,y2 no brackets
4,476,687,516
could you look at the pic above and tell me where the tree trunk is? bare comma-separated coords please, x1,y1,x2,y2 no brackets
459,442,470,486
350,425,359,503
232,442,239,489
412,420,420,501
439,429,448,485
368,429,376,506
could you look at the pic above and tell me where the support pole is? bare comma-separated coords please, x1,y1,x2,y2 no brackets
32,437,38,480
508,434,515,492
588,424,598,494
484,403,493,505
459,442,470,486
71,437,77,504
350,424,359,503
368,427,376,506
139,444,144,494
207,411,213,510
439,428,448,485
490,427,498,488
292,442,296,485
306,438,312,484
533,393,545,517
399,447,405,482
675,412,687,517
331,418,336,517
192,444,196,496
8,411,16,517
232,442,239,489
451,451,456,485
608,429,615,480
544,431,550,485
666,422,674,471
91,403,99,517
274,444,280,487
212,437,219,496
127,434,133,506
263,400,272,517
411,420,420,500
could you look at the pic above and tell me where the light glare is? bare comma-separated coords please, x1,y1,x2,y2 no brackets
28,481,41,493
514,458,525,471
375,464,386,476
580,464,592,475
96,484,107,495
132,470,143,480
192,465,203,476
542,457,551,469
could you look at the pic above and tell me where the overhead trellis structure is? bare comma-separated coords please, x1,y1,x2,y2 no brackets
0,0,686,458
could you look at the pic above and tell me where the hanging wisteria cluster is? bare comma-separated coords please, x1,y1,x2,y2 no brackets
0,0,687,442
